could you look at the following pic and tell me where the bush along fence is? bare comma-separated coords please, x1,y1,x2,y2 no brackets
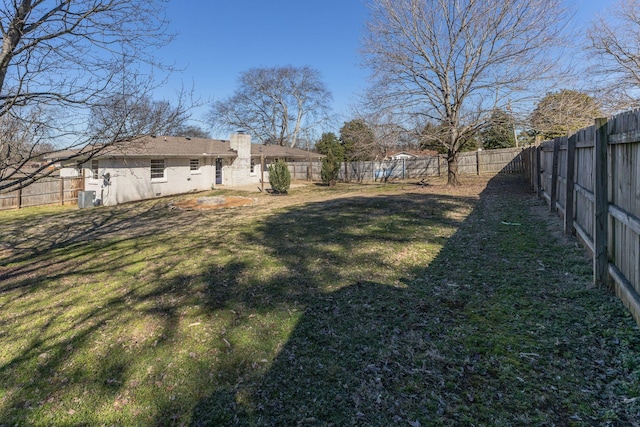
288,146,525,182
0,177,83,210
523,109,640,325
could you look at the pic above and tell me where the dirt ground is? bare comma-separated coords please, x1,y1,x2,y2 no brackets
170,195,257,210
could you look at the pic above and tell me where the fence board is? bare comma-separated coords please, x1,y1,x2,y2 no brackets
0,177,82,210
565,135,576,235
550,139,560,212
523,110,640,325
594,118,609,287
303,147,524,184
539,142,555,203
457,152,478,175
575,130,596,248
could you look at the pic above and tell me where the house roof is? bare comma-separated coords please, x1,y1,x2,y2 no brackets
96,135,237,158
44,135,323,161
250,144,321,160
387,149,439,159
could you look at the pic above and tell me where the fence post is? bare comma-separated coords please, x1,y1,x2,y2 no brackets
476,150,481,175
260,153,265,192
594,117,609,287
531,147,537,190
17,187,22,209
550,139,560,212
527,147,534,188
60,178,65,205
564,135,576,235
536,145,542,199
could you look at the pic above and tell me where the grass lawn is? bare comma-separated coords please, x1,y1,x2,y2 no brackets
0,174,638,426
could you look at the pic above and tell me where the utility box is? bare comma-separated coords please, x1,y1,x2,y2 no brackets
77,190,95,208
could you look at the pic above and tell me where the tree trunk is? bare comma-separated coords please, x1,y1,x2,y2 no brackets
447,150,461,186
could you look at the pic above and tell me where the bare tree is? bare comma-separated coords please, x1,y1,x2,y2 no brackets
362,0,571,185
171,125,211,139
339,105,415,160
89,94,190,142
587,0,640,112
208,66,333,147
0,0,174,193
530,89,602,140
0,107,52,182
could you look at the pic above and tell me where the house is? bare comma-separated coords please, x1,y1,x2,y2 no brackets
373,149,441,180
54,133,321,206
385,149,439,160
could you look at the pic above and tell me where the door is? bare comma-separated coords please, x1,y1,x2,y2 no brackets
215,158,223,185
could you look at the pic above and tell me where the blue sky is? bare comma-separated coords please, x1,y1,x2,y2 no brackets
155,0,613,138
156,0,370,137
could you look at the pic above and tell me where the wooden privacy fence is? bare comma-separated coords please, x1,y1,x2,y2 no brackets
287,146,525,182
524,110,640,325
0,177,83,210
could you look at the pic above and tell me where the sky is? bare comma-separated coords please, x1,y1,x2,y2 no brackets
155,0,370,137
154,0,615,139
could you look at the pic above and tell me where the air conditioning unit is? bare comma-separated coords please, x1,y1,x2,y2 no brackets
77,190,96,208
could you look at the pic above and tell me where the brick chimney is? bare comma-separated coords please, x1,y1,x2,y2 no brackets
230,132,251,158
228,132,252,185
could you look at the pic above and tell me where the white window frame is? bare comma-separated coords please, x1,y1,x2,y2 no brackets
91,159,99,180
190,158,201,174
150,159,166,180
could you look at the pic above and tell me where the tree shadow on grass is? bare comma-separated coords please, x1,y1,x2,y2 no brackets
1,175,638,425
191,280,430,426
188,177,500,426
190,175,640,426
0,198,254,425
185,187,481,426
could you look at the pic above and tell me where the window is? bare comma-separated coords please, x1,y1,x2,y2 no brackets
91,159,99,179
151,159,165,179
190,158,200,172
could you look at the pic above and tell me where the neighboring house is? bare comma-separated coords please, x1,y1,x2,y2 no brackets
52,133,321,206
374,149,441,180
385,149,439,160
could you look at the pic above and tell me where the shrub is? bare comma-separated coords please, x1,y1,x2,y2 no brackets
268,160,291,194
321,149,340,186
